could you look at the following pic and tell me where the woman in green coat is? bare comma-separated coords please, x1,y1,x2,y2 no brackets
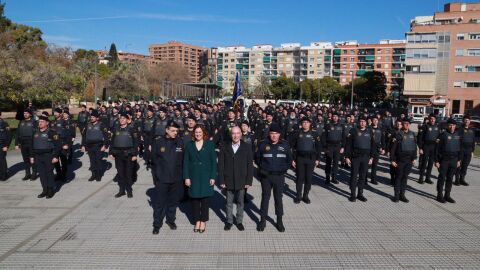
183,125,217,233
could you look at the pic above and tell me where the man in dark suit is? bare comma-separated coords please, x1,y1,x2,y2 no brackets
218,126,253,231
151,120,184,234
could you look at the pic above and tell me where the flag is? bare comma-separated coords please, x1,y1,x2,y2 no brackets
232,72,242,104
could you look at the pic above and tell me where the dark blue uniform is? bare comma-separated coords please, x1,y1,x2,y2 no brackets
255,139,292,231
0,118,12,180
322,122,345,184
455,125,475,186
436,130,463,203
32,128,61,198
390,130,417,202
151,136,184,228
82,121,109,181
417,123,440,184
17,118,37,180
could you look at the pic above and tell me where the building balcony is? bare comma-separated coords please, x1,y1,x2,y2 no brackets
324,56,331,62
356,69,366,76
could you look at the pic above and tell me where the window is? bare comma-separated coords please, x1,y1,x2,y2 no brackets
349,71,353,75
377,56,382,60
406,65,420,73
467,49,480,56
384,64,389,68
376,64,381,69
317,64,322,68
309,71,314,74
454,81,462,88
467,65,480,72
406,48,437,59
343,57,347,61
224,65,228,68
456,49,464,56
457,33,465,40
407,33,437,43
455,65,463,72
343,50,347,54
465,81,480,88
250,65,255,68
251,71,255,75
350,64,354,68
452,100,460,114
385,71,389,76
350,57,355,61
309,58,315,61
465,100,474,115
350,50,355,54
342,64,347,68
469,33,480,40
377,49,382,53
279,64,284,68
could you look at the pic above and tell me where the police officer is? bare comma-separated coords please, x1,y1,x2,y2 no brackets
322,113,345,184
16,108,38,180
142,106,155,169
387,119,403,185
151,120,184,234
31,114,61,199
182,115,196,146
345,116,374,202
255,111,274,141
390,119,417,203
435,119,462,203
63,110,76,164
417,114,440,184
282,110,299,139
291,117,321,204
0,111,12,181
369,116,385,185
50,108,70,181
109,113,139,198
455,115,475,186
151,107,169,140
77,104,89,139
255,123,292,232
81,110,109,182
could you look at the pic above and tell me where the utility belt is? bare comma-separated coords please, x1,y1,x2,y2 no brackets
352,149,370,157
110,147,134,157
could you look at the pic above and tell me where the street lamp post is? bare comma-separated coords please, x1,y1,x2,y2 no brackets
350,70,354,109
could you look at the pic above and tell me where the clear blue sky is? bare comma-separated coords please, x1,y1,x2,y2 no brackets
4,0,479,54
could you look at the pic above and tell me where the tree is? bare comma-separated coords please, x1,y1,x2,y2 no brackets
347,71,387,107
199,65,214,83
269,76,298,101
107,43,119,66
254,74,271,101
318,77,347,103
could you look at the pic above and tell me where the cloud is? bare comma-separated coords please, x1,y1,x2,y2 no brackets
19,13,269,24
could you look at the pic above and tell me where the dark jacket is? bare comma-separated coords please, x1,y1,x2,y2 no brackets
152,136,184,184
218,141,254,190
183,140,217,198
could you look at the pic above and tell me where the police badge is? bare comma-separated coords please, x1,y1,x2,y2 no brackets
160,147,165,153
265,145,270,151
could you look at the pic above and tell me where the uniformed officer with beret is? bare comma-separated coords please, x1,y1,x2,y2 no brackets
417,114,440,184
255,123,292,232
322,113,345,184
369,116,385,185
31,114,61,199
435,118,463,203
151,120,184,234
142,106,155,170
0,111,12,181
50,108,70,182
109,112,139,198
345,116,374,202
81,109,109,182
16,108,38,181
291,117,321,204
390,118,417,203
455,115,475,186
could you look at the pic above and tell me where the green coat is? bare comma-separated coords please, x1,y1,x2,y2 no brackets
183,140,217,198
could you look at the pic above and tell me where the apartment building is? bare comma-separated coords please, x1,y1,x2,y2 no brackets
149,41,208,83
332,40,406,92
405,2,480,116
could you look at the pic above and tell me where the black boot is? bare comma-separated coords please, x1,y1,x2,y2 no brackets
453,176,460,186
425,178,433,184
418,175,424,184
127,190,133,198
399,193,409,203
294,196,301,204
22,168,31,181
115,190,126,198
349,190,356,202
325,174,330,184
331,176,339,184
436,191,445,203
459,176,469,186
88,172,96,182
37,189,47,198
302,191,311,204
276,216,285,232
257,218,266,232
357,192,367,202
444,192,456,203
46,188,55,199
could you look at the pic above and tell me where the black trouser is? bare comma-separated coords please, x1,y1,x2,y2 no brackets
153,181,182,227
191,197,209,222
0,149,7,180
389,164,396,185
295,154,315,197
143,136,152,165
260,173,284,218
325,144,341,180
456,150,472,181
394,159,413,197
55,144,69,179
86,144,103,177
19,139,36,177
114,153,134,193
370,152,380,183
419,143,436,181
437,157,457,195
350,153,369,196
34,152,55,191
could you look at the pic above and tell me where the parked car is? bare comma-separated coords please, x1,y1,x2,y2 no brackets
411,113,425,123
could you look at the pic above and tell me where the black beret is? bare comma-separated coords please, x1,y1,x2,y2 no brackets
186,114,196,121
41,111,49,117
269,123,282,133
90,109,99,118
301,117,311,123
158,107,167,113
147,106,155,112
358,116,367,121
447,118,457,125
463,114,471,120
54,108,63,114
24,108,33,115
241,120,250,126
119,112,130,119
428,113,436,118
38,115,49,122
166,120,179,129
266,111,274,116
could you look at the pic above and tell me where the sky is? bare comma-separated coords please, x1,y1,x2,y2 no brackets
4,0,479,54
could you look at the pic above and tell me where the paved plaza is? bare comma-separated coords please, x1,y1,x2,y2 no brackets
0,142,480,269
